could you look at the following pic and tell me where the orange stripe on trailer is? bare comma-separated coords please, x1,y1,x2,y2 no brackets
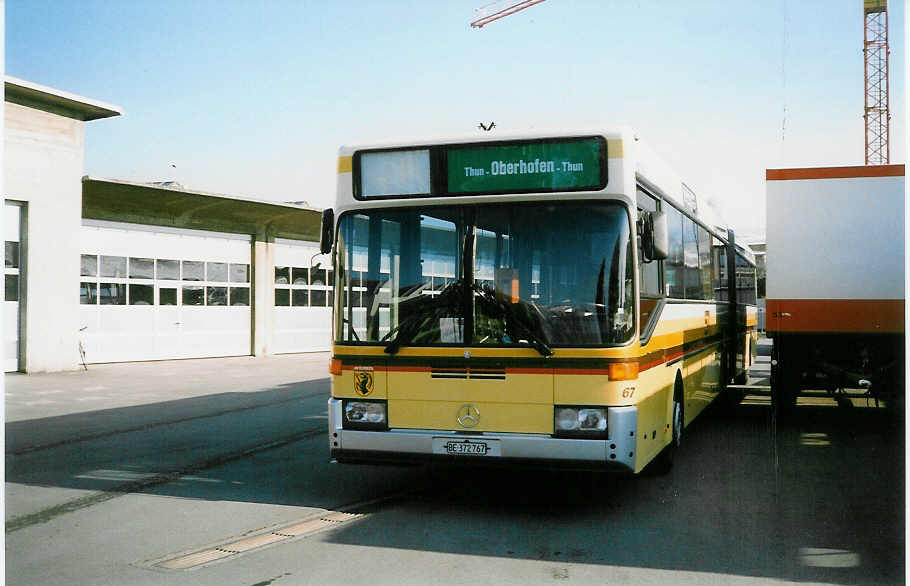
766,299,905,334
766,164,905,181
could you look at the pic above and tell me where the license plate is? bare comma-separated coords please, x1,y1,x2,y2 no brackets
432,438,501,457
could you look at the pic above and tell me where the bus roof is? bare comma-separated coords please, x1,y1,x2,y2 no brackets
337,127,740,245
338,127,629,155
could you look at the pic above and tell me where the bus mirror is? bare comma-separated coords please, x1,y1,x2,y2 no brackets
319,208,334,255
641,211,669,262
650,211,669,261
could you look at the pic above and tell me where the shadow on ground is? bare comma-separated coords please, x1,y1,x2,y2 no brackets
6,379,328,454
322,404,903,585
6,378,904,585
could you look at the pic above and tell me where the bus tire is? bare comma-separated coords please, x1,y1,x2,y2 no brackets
651,375,683,475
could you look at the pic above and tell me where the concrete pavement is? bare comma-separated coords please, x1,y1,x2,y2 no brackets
5,352,332,453
5,338,904,585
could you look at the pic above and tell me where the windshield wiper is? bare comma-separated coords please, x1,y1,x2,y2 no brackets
474,286,553,357
383,279,465,355
383,313,431,355
382,279,553,358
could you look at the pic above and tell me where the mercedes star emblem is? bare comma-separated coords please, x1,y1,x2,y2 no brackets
456,404,480,428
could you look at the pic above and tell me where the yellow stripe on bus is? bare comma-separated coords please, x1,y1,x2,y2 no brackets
338,156,352,174
607,139,624,159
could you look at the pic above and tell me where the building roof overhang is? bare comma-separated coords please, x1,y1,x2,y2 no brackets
82,177,322,241
5,76,122,121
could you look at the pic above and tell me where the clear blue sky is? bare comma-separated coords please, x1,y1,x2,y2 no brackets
7,0,905,240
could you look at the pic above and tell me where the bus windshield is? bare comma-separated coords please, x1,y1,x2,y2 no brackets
335,202,634,349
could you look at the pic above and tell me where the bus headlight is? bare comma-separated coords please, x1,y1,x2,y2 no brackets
342,399,388,430
554,406,608,438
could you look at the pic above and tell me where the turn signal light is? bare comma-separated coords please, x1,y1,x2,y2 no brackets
608,362,638,381
329,358,342,376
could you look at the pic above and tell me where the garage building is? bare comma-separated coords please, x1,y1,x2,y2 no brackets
5,77,330,373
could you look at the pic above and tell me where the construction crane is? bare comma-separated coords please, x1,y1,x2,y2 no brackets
863,0,890,165
471,0,545,28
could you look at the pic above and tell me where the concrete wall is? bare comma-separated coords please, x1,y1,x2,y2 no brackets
4,102,85,372
252,230,275,357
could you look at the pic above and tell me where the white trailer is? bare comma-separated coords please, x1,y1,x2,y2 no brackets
765,164,905,412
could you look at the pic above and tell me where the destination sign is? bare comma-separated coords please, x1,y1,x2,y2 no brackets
446,137,605,194
353,137,606,199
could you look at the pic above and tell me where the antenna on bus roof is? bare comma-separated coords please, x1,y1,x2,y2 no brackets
478,122,496,131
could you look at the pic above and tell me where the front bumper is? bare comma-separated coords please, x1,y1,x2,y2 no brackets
328,398,638,471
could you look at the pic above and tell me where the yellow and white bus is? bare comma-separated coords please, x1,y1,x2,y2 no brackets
322,129,757,474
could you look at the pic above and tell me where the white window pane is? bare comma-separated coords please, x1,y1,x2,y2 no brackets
157,259,179,280
207,262,228,282
129,257,154,279
229,263,249,283
80,254,97,276
100,256,127,278
182,261,204,281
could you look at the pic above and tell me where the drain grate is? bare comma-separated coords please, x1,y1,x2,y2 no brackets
154,510,364,570
158,549,234,570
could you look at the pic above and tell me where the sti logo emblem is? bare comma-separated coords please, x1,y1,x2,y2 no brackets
353,369,374,397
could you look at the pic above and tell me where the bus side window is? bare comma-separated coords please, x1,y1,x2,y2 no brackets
697,226,715,300
663,204,685,298
713,236,728,301
682,215,703,300
636,189,662,336
636,190,661,295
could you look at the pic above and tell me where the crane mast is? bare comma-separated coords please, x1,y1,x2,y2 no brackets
863,0,890,165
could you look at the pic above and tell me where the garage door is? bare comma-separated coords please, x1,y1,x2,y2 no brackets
79,221,252,363
273,239,332,353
